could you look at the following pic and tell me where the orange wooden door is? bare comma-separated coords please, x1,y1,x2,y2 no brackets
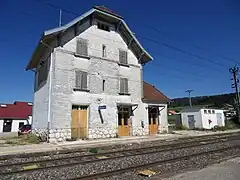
118,113,130,136
149,116,158,134
71,106,88,139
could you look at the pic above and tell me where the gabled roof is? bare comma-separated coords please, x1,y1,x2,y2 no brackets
143,81,170,104
26,6,153,70
0,101,32,119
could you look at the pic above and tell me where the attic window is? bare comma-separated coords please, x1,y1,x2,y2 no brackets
28,102,33,106
97,22,110,32
0,104,7,108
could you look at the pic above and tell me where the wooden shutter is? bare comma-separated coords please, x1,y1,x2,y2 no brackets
119,50,127,64
76,39,88,56
81,72,87,90
75,71,88,90
120,78,128,94
124,78,128,93
120,78,124,93
75,71,82,89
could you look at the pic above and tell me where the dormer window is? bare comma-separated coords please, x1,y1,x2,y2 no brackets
97,22,110,32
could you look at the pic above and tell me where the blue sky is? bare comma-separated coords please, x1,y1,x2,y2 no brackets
0,0,239,103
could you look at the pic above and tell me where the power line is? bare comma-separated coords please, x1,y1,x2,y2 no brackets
138,35,226,67
144,25,239,64
32,0,230,68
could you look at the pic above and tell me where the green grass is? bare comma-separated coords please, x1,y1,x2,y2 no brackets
0,134,40,146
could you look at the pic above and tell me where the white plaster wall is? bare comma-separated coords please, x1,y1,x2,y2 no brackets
32,52,51,129
0,120,3,132
201,109,224,129
11,120,28,132
159,104,168,132
181,111,202,129
63,19,140,67
215,109,225,126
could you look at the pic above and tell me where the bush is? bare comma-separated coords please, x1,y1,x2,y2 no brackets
175,125,188,130
22,134,40,144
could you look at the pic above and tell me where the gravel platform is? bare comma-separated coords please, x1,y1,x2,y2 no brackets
1,139,240,180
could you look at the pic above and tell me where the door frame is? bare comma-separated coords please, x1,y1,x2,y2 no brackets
3,119,13,132
71,105,89,139
148,106,159,134
187,115,195,129
117,105,132,136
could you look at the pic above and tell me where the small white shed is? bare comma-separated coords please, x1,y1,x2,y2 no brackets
181,107,225,129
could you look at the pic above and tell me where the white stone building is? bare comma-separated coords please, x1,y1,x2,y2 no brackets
181,107,225,129
26,6,169,142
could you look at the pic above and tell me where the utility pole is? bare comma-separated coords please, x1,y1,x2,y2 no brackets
229,66,240,122
186,89,194,107
59,9,62,27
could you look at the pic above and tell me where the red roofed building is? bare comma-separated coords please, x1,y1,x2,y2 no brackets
0,102,32,133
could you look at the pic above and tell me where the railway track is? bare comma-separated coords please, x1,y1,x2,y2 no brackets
68,145,240,180
0,133,239,177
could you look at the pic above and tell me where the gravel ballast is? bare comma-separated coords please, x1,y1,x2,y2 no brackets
1,139,240,180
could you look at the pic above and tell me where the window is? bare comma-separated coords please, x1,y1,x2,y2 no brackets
212,110,215,114
204,110,207,114
119,50,128,65
74,71,88,91
76,39,88,56
102,45,106,57
97,22,110,32
119,78,129,95
208,110,211,114
19,122,24,129
102,80,105,92
38,60,48,86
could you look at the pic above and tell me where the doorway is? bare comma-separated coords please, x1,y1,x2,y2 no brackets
148,106,159,134
216,113,222,126
3,119,12,132
71,105,88,139
118,106,131,136
187,115,195,129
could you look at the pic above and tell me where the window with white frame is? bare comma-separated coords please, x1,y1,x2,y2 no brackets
119,78,129,95
212,110,215,114
204,110,207,114
208,110,211,114
76,39,88,56
74,71,88,91
119,50,128,65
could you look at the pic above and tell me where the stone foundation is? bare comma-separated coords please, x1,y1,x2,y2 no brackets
88,127,117,139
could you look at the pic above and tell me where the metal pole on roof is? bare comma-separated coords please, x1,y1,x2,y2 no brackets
186,89,194,107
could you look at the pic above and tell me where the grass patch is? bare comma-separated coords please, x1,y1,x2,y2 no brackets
89,148,98,153
175,125,188,130
21,134,40,144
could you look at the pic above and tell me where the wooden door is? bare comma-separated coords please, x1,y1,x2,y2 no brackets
148,107,159,134
71,106,88,139
118,106,131,136
3,120,12,132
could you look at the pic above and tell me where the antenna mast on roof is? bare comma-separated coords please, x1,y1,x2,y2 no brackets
59,9,62,27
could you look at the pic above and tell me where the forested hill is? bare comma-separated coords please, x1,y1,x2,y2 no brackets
170,93,236,108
